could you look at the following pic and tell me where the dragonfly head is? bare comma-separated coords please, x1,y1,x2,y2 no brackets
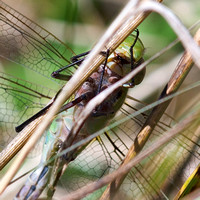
108,33,145,87
115,33,144,64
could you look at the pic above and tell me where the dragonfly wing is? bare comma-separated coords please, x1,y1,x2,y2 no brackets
0,0,76,84
56,96,200,199
0,72,56,150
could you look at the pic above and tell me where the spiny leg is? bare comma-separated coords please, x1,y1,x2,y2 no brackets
123,29,140,88
51,50,107,81
16,90,94,132
15,88,62,132
96,49,110,95
70,50,90,63
51,51,90,80
51,59,82,81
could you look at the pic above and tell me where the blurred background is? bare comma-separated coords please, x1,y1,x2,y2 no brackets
4,0,200,52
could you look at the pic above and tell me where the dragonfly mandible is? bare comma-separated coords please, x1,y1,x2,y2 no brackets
0,1,200,200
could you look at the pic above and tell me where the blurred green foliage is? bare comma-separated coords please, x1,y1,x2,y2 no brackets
27,0,199,57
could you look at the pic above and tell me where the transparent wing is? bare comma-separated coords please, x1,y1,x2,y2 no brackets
0,0,77,151
58,96,200,199
0,72,56,150
2,71,198,200
0,0,76,83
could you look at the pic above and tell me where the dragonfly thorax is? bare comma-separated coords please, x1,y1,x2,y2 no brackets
73,65,128,135
73,33,145,135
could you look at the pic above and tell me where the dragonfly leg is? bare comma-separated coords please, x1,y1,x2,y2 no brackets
70,50,90,63
16,90,94,132
51,50,107,81
70,50,107,63
15,87,64,132
123,29,140,88
93,49,111,114
58,91,95,113
15,102,53,132
51,51,90,81
51,59,81,81
96,49,110,95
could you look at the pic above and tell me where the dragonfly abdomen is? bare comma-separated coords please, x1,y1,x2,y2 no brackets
14,165,50,200
14,116,69,200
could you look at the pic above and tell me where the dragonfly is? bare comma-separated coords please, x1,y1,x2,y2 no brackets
13,30,146,199
0,1,199,200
